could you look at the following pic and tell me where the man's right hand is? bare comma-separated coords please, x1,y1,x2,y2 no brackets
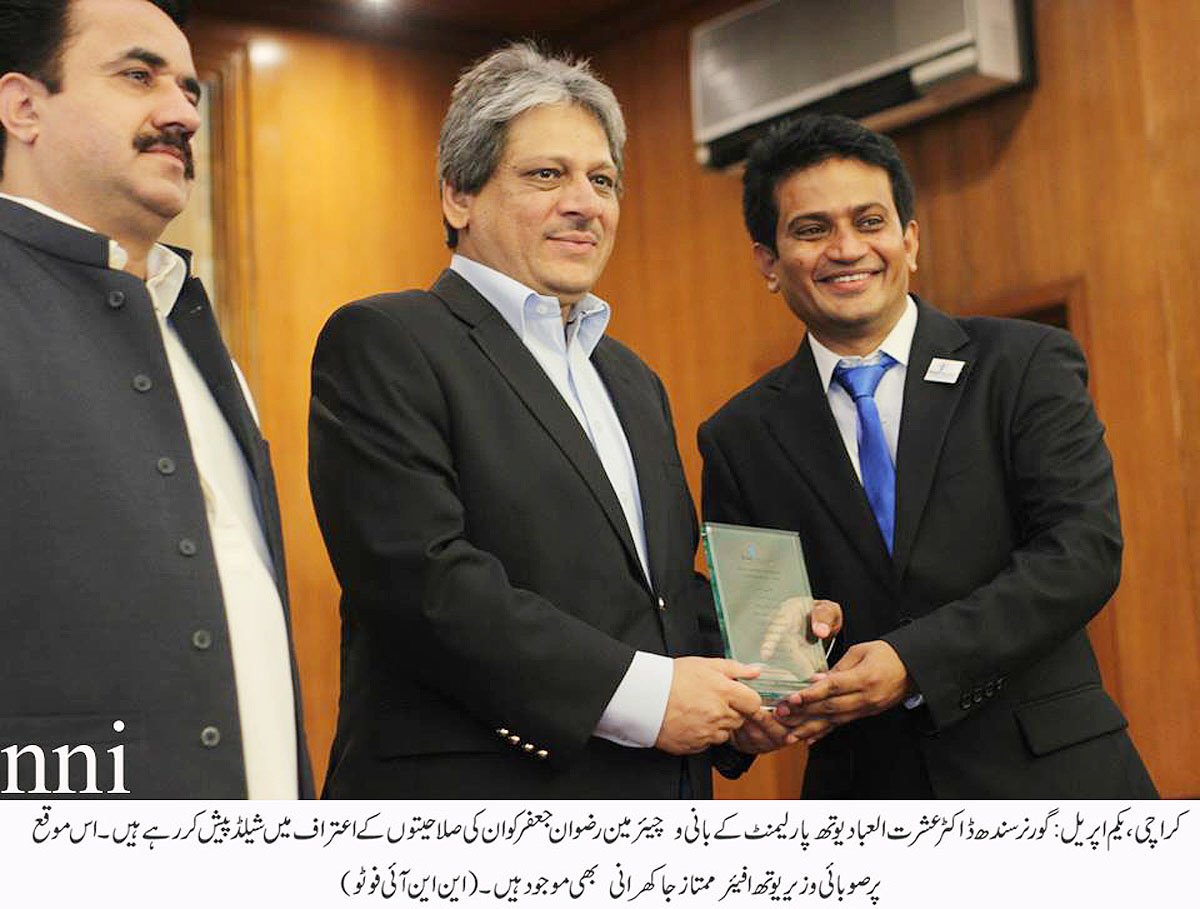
654,657,763,754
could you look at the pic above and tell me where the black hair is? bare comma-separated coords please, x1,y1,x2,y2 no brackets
742,113,916,252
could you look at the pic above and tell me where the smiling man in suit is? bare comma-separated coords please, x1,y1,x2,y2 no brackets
0,0,310,797
309,42,777,799
698,114,1156,798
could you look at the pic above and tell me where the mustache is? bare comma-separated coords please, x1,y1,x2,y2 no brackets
133,128,195,179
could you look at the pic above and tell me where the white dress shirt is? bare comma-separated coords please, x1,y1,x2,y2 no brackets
451,255,672,749
806,296,918,478
2,194,299,797
807,295,924,707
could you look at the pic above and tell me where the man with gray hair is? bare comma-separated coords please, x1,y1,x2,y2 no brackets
310,42,797,798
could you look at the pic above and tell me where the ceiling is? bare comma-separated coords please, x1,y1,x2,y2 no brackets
194,0,708,54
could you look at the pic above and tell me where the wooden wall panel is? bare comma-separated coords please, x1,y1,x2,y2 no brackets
191,18,469,786
1125,0,1200,795
588,0,1200,797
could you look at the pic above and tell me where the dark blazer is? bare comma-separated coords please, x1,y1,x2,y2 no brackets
699,299,1156,798
310,269,720,798
0,199,312,798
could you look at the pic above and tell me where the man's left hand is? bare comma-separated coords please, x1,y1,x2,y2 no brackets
774,640,912,732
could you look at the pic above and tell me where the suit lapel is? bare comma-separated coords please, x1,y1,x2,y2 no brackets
169,275,259,465
168,275,289,599
892,300,973,581
591,341,667,591
764,339,895,590
431,270,645,582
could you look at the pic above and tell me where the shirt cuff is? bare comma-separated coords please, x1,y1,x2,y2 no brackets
593,651,673,748
904,693,925,709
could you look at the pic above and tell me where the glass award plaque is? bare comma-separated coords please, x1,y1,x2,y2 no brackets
701,522,829,704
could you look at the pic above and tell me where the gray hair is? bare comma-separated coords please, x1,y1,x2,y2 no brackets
437,41,627,247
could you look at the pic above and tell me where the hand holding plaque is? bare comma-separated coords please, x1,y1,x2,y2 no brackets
702,523,837,705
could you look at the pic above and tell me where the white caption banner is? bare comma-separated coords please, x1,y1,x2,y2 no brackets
0,800,1192,906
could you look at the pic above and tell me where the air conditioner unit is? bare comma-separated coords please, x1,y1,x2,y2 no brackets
691,0,1035,168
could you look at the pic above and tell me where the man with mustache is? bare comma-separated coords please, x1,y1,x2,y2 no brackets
699,114,1156,797
310,43,827,798
0,0,311,797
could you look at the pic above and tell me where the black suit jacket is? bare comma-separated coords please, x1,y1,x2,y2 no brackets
310,269,721,798
699,299,1156,798
0,198,312,797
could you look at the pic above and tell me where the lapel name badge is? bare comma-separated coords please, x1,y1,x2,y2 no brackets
924,357,966,384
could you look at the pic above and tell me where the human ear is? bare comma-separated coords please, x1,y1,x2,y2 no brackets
440,181,475,232
903,219,919,273
752,242,780,292
0,73,46,147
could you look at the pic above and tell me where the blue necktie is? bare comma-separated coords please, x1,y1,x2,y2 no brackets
833,354,898,553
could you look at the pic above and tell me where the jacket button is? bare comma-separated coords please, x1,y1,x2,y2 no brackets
535,750,549,760
191,629,213,650
495,728,509,737
507,735,521,746
657,596,667,612
157,456,176,476
178,538,197,557
132,374,153,392
522,743,535,753
107,290,126,309
200,726,221,748
959,694,972,710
